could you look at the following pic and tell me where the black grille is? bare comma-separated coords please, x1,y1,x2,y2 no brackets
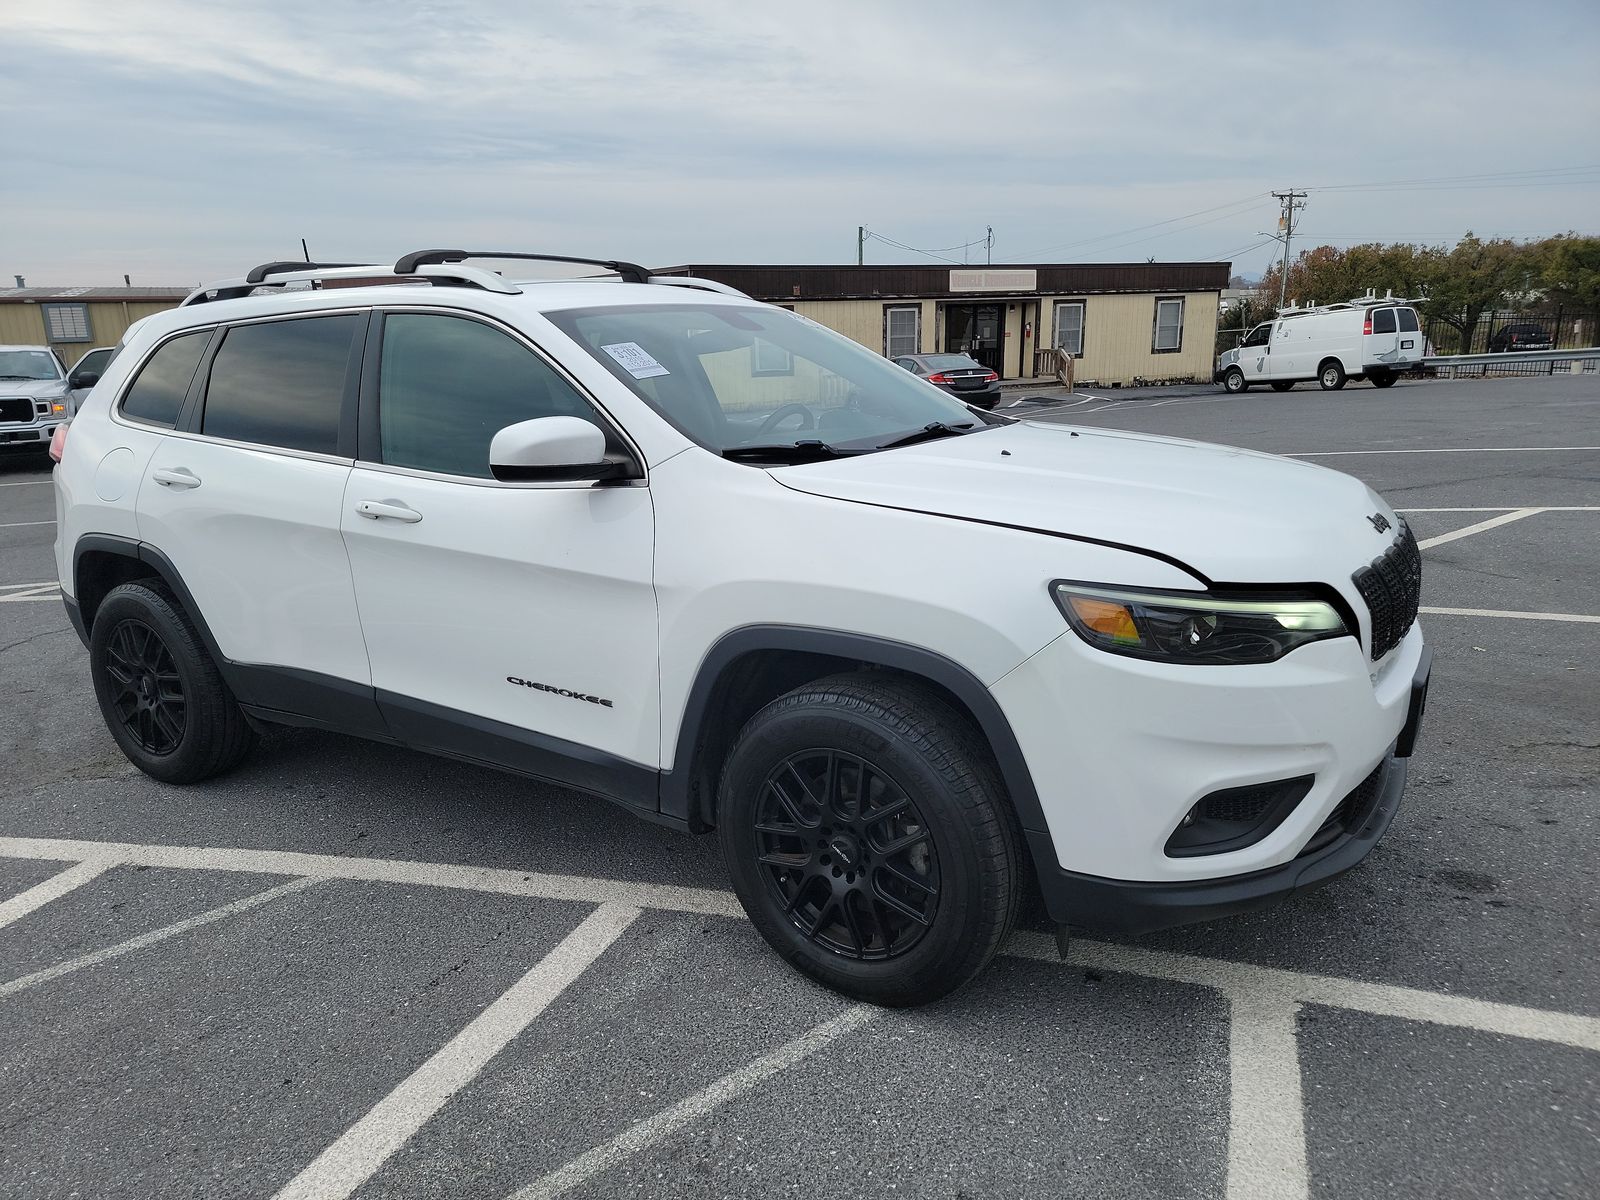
1353,520,1422,660
0,398,35,424
1300,762,1386,856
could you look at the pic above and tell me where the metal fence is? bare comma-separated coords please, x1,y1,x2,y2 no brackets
1421,308,1598,357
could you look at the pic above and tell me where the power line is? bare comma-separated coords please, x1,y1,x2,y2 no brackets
1011,192,1269,259
860,228,992,266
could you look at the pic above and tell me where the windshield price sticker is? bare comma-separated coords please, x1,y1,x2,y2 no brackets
601,342,670,379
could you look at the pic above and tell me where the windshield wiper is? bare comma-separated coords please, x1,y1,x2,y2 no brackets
722,439,852,464
0,375,42,380
875,421,976,450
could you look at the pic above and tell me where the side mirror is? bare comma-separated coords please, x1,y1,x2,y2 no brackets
69,370,100,389
489,416,633,483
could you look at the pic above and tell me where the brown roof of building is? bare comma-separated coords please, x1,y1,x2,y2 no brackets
653,262,1229,301
0,286,192,303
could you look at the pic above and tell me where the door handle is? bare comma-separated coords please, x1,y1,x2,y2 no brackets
355,499,423,523
152,467,201,489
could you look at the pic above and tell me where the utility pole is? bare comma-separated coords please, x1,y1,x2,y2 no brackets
857,225,865,267
986,225,993,265
1272,190,1306,312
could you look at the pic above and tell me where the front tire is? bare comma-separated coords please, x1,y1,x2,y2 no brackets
717,673,1022,1007
1319,360,1348,390
1223,368,1247,393
89,581,256,783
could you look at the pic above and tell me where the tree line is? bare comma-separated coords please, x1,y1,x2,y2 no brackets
1226,233,1600,354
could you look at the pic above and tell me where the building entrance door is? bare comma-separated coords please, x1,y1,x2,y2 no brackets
944,304,1003,372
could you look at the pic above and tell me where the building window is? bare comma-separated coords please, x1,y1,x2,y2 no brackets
1153,297,1184,353
1052,301,1085,356
751,337,793,377
884,305,920,358
43,303,92,343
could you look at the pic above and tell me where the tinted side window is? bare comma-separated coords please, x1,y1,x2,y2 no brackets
1397,307,1420,332
121,330,213,427
202,315,360,454
1371,308,1397,334
377,314,603,478
1242,325,1271,348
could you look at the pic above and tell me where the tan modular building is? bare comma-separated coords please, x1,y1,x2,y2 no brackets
657,263,1227,385
0,286,190,368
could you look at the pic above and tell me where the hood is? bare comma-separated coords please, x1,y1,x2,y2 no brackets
0,378,68,398
770,421,1398,586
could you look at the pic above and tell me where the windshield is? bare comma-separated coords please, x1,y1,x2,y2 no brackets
544,303,986,455
0,349,62,381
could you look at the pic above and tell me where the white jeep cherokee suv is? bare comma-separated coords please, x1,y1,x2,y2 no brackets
53,251,1430,1006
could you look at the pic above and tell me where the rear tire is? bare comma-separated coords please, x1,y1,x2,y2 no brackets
89,581,256,783
717,673,1022,1007
1319,360,1348,390
1370,370,1397,388
1270,381,1294,392
1223,368,1247,393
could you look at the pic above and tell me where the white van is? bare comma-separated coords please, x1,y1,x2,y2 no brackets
1216,298,1426,393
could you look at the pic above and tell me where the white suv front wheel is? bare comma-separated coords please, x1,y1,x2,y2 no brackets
717,673,1022,1006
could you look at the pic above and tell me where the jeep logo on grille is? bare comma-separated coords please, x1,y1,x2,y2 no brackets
1367,512,1392,533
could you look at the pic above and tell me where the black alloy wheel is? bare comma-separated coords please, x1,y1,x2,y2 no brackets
102,618,187,755
754,749,940,960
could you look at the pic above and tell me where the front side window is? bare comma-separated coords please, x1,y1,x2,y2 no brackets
377,313,606,478
1153,298,1184,352
1371,308,1397,334
0,348,64,381
1241,324,1272,349
202,315,360,454
545,303,985,456
120,330,213,428
1053,301,1085,356
884,306,920,358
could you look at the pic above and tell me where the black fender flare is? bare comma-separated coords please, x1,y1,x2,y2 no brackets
661,625,1050,839
71,534,228,663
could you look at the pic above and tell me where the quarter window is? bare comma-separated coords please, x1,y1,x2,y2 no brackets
884,306,920,358
1153,298,1184,353
1052,301,1085,356
120,330,213,428
1371,308,1397,334
202,315,360,455
377,313,604,478
43,302,92,343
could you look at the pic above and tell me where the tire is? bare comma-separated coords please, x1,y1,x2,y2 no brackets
1223,368,1247,393
89,581,256,783
1319,359,1348,390
1270,381,1294,392
717,673,1022,1007
1370,370,1397,389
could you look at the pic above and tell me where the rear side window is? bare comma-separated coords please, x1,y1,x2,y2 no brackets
1397,308,1420,332
120,330,213,428
1371,308,1397,334
377,313,605,478
202,315,361,455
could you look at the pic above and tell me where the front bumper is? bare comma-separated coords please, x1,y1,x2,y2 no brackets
0,421,62,447
992,617,1429,929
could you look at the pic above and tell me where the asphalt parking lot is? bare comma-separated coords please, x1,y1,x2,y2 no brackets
2,374,1596,1200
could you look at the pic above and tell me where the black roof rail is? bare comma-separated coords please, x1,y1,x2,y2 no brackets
244,260,369,285
394,249,652,285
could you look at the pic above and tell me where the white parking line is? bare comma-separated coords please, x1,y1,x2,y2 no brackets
507,1005,880,1200
0,876,317,998
1288,446,1600,457
0,859,115,930
1419,605,1600,624
275,902,641,1200
0,584,60,603
1225,993,1308,1200
0,520,55,528
0,479,51,487
1416,507,1545,550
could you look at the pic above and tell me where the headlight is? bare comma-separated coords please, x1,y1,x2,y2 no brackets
1052,581,1347,665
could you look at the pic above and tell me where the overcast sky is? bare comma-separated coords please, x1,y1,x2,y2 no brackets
4,0,1597,286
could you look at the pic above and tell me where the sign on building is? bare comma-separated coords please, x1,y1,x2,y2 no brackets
949,269,1037,293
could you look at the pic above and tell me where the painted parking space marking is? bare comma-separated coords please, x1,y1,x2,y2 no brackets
0,876,317,998
1419,605,1600,624
275,902,641,1200
1415,507,1546,550
0,583,61,603
1225,993,1307,1200
0,859,114,930
506,1005,880,1200
0,520,55,529
1287,445,1600,457
1399,506,1600,512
